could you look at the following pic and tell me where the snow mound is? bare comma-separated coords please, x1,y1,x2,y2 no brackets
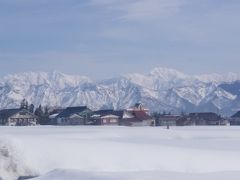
33,169,119,180
0,138,37,180
2,126,240,179
34,169,240,180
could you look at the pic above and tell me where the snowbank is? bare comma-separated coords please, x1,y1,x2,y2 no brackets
34,169,240,180
0,138,37,180
1,126,240,179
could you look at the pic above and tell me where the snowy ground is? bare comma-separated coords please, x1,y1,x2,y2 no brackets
1,126,240,180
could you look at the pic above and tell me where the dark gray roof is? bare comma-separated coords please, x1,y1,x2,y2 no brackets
49,108,64,116
56,106,91,118
189,112,219,117
0,108,36,119
189,112,221,121
232,111,240,118
0,109,20,119
135,103,142,107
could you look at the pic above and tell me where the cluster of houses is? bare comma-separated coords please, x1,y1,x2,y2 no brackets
0,103,155,127
155,113,229,126
1,101,240,127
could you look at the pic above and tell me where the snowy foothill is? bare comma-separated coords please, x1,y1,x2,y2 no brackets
1,126,240,179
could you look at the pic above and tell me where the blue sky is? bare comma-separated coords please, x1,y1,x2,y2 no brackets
0,0,240,79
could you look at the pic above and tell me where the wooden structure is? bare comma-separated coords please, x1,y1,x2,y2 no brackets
0,108,37,126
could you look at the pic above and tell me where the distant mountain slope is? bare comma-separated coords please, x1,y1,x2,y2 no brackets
0,68,240,115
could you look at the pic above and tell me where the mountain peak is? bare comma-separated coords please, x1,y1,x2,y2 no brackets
195,72,240,84
149,67,188,80
0,69,240,115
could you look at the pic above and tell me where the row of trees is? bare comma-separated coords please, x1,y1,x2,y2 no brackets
20,99,50,125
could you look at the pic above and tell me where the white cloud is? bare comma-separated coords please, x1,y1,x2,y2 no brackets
122,0,186,21
90,0,186,22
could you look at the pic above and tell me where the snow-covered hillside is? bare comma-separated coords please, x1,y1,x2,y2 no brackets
1,67,240,115
1,126,240,180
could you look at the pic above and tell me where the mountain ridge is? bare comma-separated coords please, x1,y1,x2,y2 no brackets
1,67,240,115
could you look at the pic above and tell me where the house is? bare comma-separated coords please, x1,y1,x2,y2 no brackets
49,113,60,125
120,103,155,126
187,112,228,126
0,108,37,126
127,103,150,113
230,111,240,125
176,115,192,126
48,108,65,125
158,115,182,126
56,106,92,125
91,110,124,125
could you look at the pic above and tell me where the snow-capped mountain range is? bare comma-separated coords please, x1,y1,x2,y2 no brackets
1,67,240,115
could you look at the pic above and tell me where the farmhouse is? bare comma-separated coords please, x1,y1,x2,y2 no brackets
120,103,155,126
158,115,182,126
127,103,150,113
91,110,124,125
48,108,65,125
230,111,240,125
56,106,92,125
188,112,228,126
0,108,37,126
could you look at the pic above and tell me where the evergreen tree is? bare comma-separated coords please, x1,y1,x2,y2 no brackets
20,99,28,109
34,105,44,124
34,105,50,125
152,112,161,126
34,105,43,116
29,104,35,113
44,106,49,116
162,111,166,116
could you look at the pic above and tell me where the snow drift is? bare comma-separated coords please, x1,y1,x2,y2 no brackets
1,126,240,179
34,169,240,180
0,138,37,180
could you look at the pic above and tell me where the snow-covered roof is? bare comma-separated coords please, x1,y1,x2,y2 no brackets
49,113,59,119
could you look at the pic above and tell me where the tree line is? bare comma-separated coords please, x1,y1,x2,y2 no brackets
20,99,51,125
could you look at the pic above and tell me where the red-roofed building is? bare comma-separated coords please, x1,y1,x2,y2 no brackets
120,103,155,126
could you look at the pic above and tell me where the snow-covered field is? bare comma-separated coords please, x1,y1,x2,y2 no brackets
1,126,240,180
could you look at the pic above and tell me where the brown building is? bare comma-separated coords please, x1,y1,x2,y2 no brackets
120,103,155,126
0,108,37,126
